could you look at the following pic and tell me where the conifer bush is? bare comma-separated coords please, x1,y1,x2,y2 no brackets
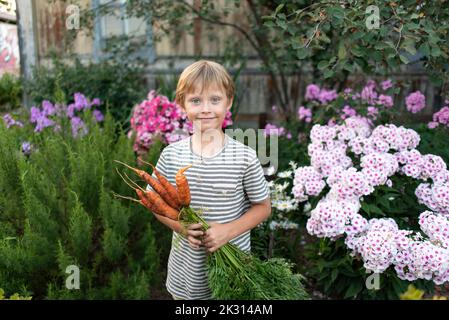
0,99,163,299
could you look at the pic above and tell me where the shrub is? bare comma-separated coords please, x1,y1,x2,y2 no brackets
0,98,167,299
0,73,22,112
24,57,147,127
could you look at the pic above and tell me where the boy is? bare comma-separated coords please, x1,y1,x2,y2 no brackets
148,60,271,300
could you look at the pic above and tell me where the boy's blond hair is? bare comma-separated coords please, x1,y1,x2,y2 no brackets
175,60,235,108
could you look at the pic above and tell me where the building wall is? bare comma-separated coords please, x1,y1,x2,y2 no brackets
29,0,438,128
0,0,20,76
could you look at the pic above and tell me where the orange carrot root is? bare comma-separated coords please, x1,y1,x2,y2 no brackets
176,164,193,207
149,163,181,208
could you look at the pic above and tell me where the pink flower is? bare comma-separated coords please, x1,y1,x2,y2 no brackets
377,94,394,108
380,80,393,90
431,106,449,127
298,106,312,123
406,91,426,113
305,84,321,101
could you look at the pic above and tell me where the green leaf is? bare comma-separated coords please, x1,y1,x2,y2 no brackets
403,40,417,55
274,3,285,16
430,45,441,57
351,46,364,57
338,43,347,60
344,280,363,299
277,20,287,30
399,55,410,64
327,6,345,20
324,70,334,78
317,60,330,70
296,48,309,59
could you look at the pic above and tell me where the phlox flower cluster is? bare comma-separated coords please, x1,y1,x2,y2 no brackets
2,114,23,128
3,93,103,138
428,101,449,129
394,240,449,284
304,84,338,104
405,91,426,114
292,166,326,202
306,197,362,239
345,219,403,273
297,106,312,123
264,123,292,139
292,118,449,284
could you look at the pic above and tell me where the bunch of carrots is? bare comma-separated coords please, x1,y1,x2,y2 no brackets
114,158,309,300
113,158,193,222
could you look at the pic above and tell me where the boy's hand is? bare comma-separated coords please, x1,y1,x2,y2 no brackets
203,222,232,253
185,223,204,249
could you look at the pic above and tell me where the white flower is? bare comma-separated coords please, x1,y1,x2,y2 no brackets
264,166,276,176
272,199,298,212
289,161,298,170
278,170,293,179
269,219,299,230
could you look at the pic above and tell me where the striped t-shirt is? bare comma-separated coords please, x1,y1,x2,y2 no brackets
146,134,270,300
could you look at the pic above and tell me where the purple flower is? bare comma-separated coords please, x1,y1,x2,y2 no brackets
341,105,357,120
67,104,76,118
431,106,449,126
377,94,394,108
361,85,378,104
3,114,23,128
318,89,338,105
91,98,101,107
3,114,14,128
74,93,89,111
30,106,41,123
71,116,88,137
381,80,393,90
428,122,439,129
298,106,312,123
21,142,32,156
42,100,56,116
367,106,379,119
406,91,426,114
305,84,321,101
264,123,288,137
34,116,55,133
93,110,104,122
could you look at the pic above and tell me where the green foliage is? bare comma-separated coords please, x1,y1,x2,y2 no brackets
0,288,32,300
0,111,164,299
0,73,22,112
303,237,435,300
24,57,147,126
265,1,449,87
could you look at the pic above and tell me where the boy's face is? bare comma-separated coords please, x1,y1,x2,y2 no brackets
183,84,233,134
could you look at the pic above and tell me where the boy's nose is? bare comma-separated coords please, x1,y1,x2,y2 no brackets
201,102,211,112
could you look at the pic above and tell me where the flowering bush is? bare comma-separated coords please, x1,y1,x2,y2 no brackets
428,100,449,129
2,93,105,157
129,90,233,156
292,116,449,285
264,79,435,144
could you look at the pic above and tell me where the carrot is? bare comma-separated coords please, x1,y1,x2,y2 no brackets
115,159,180,209
147,162,181,208
176,164,193,207
144,190,179,220
115,169,179,220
